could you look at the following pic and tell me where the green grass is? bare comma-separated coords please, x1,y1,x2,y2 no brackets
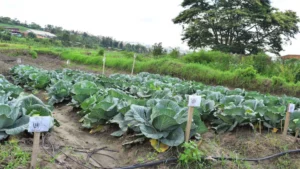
0,139,30,169
0,23,29,31
0,43,28,49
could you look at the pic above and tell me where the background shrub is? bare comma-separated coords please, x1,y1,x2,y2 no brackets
29,50,37,58
98,49,104,56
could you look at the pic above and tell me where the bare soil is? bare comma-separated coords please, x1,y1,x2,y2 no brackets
0,53,128,76
2,53,300,169
201,128,300,169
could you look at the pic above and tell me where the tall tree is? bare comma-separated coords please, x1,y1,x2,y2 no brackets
61,31,71,46
152,42,165,56
173,0,300,55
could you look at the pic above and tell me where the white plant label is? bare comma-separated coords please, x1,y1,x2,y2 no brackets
188,95,201,107
28,116,52,132
17,58,22,64
66,60,70,65
289,104,295,113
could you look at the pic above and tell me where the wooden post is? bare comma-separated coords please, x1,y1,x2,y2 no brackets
102,55,106,75
185,95,201,142
295,129,299,141
185,107,194,142
131,54,136,76
283,104,291,136
17,58,22,64
259,121,262,134
281,120,283,132
30,132,41,169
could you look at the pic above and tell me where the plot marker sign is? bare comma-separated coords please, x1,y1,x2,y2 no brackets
186,95,201,142
289,104,295,113
283,104,295,136
29,116,52,169
17,58,22,64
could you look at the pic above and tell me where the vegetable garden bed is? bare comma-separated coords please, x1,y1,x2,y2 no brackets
2,63,300,169
8,65,300,147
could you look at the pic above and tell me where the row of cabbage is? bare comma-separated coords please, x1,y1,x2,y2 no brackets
10,65,300,146
0,75,56,140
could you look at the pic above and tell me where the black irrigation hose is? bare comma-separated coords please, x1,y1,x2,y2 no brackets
212,149,300,162
115,149,300,169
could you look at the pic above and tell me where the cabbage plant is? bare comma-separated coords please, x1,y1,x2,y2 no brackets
70,80,99,107
111,100,207,146
0,74,57,140
0,104,29,140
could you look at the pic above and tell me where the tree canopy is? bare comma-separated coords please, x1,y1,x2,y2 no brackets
173,0,300,55
152,42,165,56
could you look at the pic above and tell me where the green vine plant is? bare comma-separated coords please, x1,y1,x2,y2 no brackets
178,141,207,169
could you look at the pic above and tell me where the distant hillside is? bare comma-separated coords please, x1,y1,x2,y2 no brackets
0,23,29,31
0,16,152,53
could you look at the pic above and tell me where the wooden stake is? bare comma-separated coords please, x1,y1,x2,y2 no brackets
295,129,299,141
102,55,106,75
30,132,40,169
131,54,136,76
259,121,262,134
185,107,194,142
281,120,283,132
283,104,291,136
17,58,22,64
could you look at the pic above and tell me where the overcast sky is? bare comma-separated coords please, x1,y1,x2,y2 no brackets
0,0,299,54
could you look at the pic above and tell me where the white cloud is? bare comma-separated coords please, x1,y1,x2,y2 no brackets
0,0,299,54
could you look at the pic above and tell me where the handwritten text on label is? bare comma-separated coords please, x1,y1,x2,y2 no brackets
28,116,52,132
289,104,296,113
188,95,201,107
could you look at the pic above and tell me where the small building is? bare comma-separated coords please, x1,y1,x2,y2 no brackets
281,55,300,60
4,27,22,36
4,27,20,33
24,29,56,39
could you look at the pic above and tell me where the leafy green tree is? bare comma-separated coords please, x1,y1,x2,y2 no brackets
0,32,11,41
61,31,71,46
29,22,42,30
169,48,181,58
12,18,20,25
0,17,11,24
98,49,105,56
118,42,124,49
173,0,300,55
152,42,164,56
27,32,36,39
